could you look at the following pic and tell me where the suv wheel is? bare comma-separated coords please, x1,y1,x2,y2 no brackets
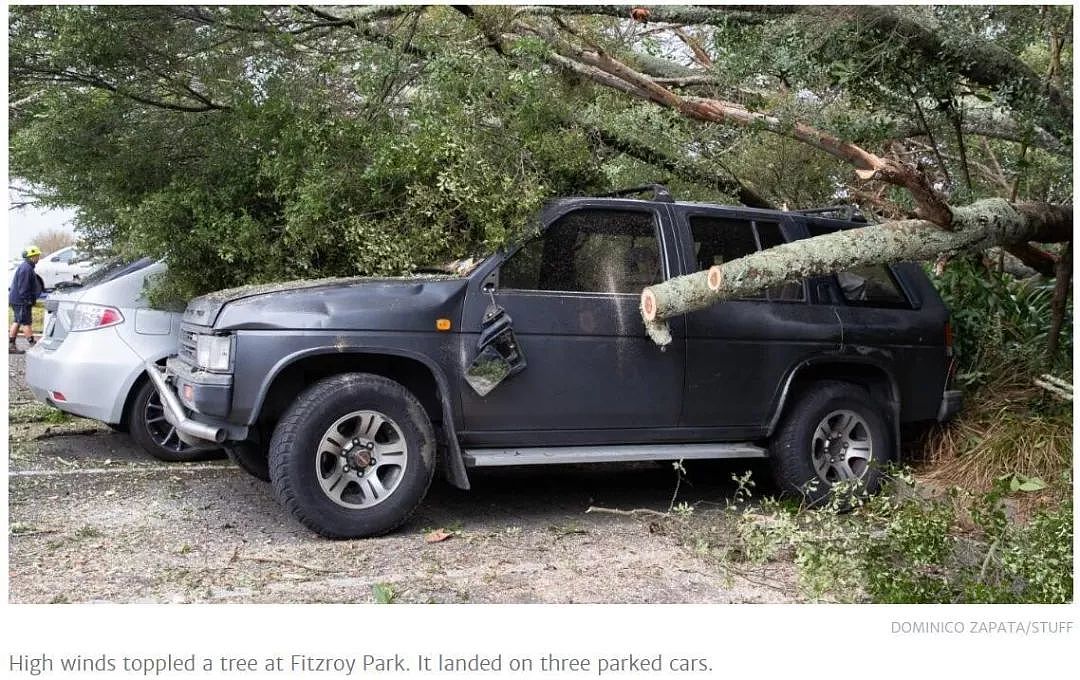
769,381,893,504
128,380,219,463
269,373,436,539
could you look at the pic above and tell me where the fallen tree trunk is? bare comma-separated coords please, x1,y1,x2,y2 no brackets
640,199,1072,345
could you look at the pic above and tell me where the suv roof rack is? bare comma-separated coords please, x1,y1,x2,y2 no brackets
792,205,867,222
599,183,675,203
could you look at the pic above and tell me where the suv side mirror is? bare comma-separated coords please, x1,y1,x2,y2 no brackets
464,303,526,397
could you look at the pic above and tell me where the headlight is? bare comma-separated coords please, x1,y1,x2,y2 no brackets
195,334,232,371
69,304,124,331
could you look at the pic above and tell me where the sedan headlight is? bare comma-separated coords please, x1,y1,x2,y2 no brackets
195,334,232,371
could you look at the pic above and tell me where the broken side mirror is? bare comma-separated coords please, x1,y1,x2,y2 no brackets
464,303,526,396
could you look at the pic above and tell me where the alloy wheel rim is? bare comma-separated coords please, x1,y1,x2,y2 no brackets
315,410,408,509
144,391,187,452
810,409,873,483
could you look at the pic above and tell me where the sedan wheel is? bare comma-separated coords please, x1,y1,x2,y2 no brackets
143,390,186,454
128,379,222,463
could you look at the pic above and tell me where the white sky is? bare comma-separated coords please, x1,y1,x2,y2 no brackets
5,187,78,260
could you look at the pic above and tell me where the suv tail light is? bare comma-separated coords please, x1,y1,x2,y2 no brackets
68,304,124,331
944,320,957,383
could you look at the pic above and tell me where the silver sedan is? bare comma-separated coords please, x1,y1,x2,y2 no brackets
25,259,218,461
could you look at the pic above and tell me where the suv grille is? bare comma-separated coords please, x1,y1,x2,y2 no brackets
179,328,199,363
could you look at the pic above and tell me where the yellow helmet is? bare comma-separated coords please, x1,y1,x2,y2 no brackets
23,245,42,258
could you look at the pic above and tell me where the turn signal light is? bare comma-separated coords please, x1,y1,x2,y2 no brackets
436,318,452,331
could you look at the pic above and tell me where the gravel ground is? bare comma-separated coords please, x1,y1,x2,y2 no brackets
8,347,797,603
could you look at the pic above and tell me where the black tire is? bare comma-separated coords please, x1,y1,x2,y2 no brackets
128,380,222,463
769,380,893,505
269,373,437,539
224,440,270,482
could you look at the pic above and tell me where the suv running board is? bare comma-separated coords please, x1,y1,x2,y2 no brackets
463,443,767,467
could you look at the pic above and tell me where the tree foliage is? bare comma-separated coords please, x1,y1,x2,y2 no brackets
8,5,1072,304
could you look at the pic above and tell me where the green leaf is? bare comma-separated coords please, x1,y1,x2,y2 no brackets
371,583,397,604
1015,477,1048,492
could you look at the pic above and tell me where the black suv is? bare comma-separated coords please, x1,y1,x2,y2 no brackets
150,190,961,538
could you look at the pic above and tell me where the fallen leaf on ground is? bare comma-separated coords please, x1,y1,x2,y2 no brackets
425,528,454,543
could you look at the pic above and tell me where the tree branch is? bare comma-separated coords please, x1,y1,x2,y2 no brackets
588,125,774,209
521,20,955,226
640,199,1072,344
13,67,228,112
1046,242,1072,360
1005,243,1058,278
847,6,1072,138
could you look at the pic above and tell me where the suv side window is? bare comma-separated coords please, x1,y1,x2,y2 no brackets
499,208,661,294
689,215,764,299
756,220,805,302
836,265,908,305
806,220,910,308
689,215,805,301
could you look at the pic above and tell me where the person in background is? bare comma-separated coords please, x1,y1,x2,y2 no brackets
9,245,44,354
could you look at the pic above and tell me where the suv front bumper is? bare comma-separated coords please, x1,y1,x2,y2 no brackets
145,361,247,445
167,355,233,418
937,389,963,422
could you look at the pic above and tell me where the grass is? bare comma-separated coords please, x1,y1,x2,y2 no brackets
921,367,1072,494
73,525,102,540
9,403,70,425
6,301,45,333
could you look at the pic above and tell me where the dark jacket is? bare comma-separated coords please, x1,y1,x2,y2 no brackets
8,260,43,305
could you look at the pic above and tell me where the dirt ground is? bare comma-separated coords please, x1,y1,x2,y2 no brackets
7,348,798,603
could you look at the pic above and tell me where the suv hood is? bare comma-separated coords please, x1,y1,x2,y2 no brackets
186,276,469,331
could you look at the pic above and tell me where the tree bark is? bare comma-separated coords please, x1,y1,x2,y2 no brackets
1004,243,1058,278
1046,242,1072,361
640,199,1072,345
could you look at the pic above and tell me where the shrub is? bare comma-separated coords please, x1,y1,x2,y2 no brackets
724,471,1073,603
